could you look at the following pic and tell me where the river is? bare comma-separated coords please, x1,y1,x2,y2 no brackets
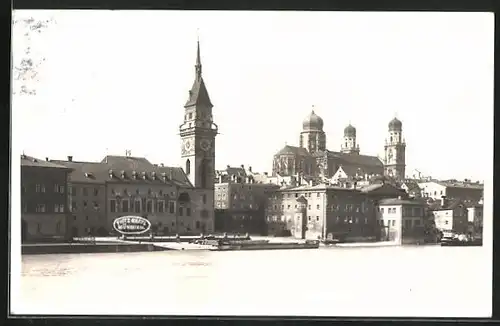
13,246,490,318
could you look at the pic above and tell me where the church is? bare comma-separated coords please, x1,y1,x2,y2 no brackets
272,109,407,184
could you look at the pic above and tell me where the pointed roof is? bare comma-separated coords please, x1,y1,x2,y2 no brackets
184,40,213,108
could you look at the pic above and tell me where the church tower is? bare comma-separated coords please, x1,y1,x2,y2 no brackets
180,40,218,189
384,117,406,180
340,123,360,154
300,109,326,154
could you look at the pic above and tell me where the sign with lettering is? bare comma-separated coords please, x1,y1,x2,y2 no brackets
113,215,151,235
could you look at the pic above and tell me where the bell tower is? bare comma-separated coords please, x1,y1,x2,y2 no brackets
179,39,218,189
384,117,406,180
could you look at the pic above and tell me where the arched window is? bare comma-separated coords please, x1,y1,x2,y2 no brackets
185,159,191,175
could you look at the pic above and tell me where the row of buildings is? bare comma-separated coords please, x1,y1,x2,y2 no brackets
19,40,484,244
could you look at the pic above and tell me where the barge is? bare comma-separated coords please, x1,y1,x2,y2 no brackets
440,238,482,247
209,239,320,251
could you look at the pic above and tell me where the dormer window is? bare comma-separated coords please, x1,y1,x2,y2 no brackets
151,172,156,180
141,172,147,180
109,169,114,178
120,170,126,178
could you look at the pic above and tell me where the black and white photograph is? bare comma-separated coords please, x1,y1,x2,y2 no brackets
11,10,493,318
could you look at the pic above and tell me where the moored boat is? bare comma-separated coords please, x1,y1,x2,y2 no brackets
210,240,320,251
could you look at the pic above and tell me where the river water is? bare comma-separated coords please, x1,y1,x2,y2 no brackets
14,246,490,318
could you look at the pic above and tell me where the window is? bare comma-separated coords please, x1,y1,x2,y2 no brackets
186,207,192,216
186,159,191,174
287,205,291,209
83,200,88,209
316,205,320,210
59,185,65,193
134,200,141,213
83,188,88,196
179,207,184,216
59,204,64,213
56,222,61,233
308,205,311,210
195,221,200,229
392,220,396,226
445,220,449,225
380,208,384,213
308,216,311,221
36,204,46,212
35,184,41,192
169,201,175,214
94,188,99,196
122,200,129,213
93,202,99,211
364,218,368,224
72,201,77,212
146,200,153,213
203,194,207,204
158,200,164,213
317,193,320,197
110,200,116,212
316,216,319,221
37,223,41,233
55,204,60,213
415,219,421,226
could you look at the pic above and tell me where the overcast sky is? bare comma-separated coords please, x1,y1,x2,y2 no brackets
12,10,493,182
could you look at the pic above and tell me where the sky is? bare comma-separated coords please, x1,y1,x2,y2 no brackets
12,10,494,182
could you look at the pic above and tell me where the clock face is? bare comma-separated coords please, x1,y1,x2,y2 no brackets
200,139,211,151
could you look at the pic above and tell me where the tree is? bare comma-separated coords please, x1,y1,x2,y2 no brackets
12,14,56,96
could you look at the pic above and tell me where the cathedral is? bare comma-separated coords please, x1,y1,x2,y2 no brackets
272,109,406,183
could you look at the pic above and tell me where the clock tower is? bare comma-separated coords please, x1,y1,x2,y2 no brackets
180,40,218,189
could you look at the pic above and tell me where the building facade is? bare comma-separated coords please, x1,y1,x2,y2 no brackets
418,180,483,202
214,180,279,235
430,199,469,234
467,204,483,237
265,184,378,241
21,155,73,243
376,198,429,244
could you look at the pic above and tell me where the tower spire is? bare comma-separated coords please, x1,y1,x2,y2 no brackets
195,29,202,80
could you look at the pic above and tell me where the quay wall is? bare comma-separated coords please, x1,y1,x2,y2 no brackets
21,243,168,255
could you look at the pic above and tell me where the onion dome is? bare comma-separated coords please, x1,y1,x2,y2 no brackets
388,117,402,131
302,110,324,131
344,124,356,137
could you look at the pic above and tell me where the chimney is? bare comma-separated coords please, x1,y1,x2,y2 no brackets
264,172,268,176
45,157,49,161
227,165,230,169
241,164,245,169
67,156,73,162
219,175,223,183
248,166,252,172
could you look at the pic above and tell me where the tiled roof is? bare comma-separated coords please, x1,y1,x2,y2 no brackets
402,179,421,192
51,156,192,187
378,198,426,206
327,151,383,167
21,155,72,170
430,198,465,211
275,145,310,156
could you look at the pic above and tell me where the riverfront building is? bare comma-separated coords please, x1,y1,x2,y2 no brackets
21,155,73,243
265,184,378,241
214,168,279,234
376,197,430,244
42,40,218,237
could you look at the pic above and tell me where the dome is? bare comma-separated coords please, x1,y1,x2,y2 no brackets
344,124,356,137
388,117,402,131
302,110,324,131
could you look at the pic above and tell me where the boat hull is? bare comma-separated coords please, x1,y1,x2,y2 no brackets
210,242,320,251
